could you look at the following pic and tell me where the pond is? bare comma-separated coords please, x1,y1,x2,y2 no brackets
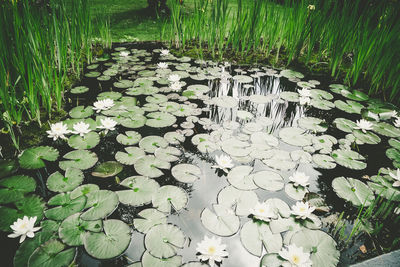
1,43,399,267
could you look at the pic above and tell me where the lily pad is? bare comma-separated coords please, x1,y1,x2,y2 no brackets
145,224,186,258
116,131,142,145
298,117,328,133
312,154,337,169
171,164,201,183
331,149,367,170
290,229,340,267
368,175,400,201
58,213,102,246
200,204,240,236
285,184,307,200
155,147,181,162
227,166,258,190
120,115,147,128
45,193,86,221
117,176,160,206
139,136,169,154
372,122,400,137
134,155,170,178
217,186,258,216
152,185,188,213
19,146,59,169
334,100,363,114
260,253,283,267
81,190,119,220
332,177,375,206
92,161,123,178
333,118,357,133
133,208,167,234
252,170,284,191
46,168,84,193
28,239,76,267
83,219,131,259
59,150,98,171
68,132,100,150
141,251,182,267
116,147,146,165
0,175,36,204
71,86,89,94
280,92,299,102
146,112,177,128
279,127,312,147
70,184,99,199
240,221,282,256
69,106,93,119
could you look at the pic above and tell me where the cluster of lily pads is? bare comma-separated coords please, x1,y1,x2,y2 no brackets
1,44,399,267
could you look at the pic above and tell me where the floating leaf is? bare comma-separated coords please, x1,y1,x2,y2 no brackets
372,122,400,137
260,253,283,267
145,224,185,258
139,136,169,154
92,161,123,178
59,213,102,246
251,170,284,191
70,184,99,199
116,131,142,145
0,159,18,178
298,117,328,133
353,130,381,145
134,155,170,178
334,100,363,114
285,184,307,200
83,219,131,259
331,149,367,170
279,127,312,147
120,115,147,128
133,208,167,234
59,150,98,171
69,106,93,119
45,193,86,221
81,190,119,220
152,185,188,213
171,164,201,183
19,146,59,169
200,204,240,236
68,132,100,150
46,168,84,193
217,186,258,216
28,239,76,267
155,147,181,162
115,147,145,166
280,92,299,102
290,229,340,267
312,154,336,169
117,176,160,206
368,175,400,201
333,118,357,133
0,175,36,204
146,112,177,128
71,86,89,94
141,251,182,267
227,166,257,190
332,177,375,206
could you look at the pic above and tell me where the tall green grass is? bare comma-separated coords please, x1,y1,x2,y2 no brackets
163,0,400,100
0,0,104,128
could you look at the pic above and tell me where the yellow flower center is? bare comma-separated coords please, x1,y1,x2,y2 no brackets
208,246,216,254
259,209,265,213
299,207,306,212
292,255,300,264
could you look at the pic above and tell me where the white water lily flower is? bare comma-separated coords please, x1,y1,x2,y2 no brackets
279,244,312,267
168,74,181,83
93,98,114,113
394,118,400,128
291,201,315,220
46,122,70,140
170,81,183,92
157,62,168,69
160,49,170,56
196,236,228,267
212,154,234,173
250,202,278,222
8,216,41,243
354,119,373,133
307,4,315,11
72,121,91,136
120,51,129,57
299,96,311,106
289,171,310,187
298,88,312,97
389,169,400,187
98,118,117,134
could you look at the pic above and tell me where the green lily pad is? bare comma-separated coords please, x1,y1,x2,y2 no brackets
146,94,168,104
310,98,335,110
389,138,400,150
139,136,169,153
279,127,312,147
341,89,369,101
141,251,182,267
59,150,98,171
333,118,357,133
0,175,36,204
59,213,102,246
146,112,177,128
145,224,186,258
217,186,258,216
251,170,284,191
81,190,119,220
298,117,328,133
353,130,381,145
290,229,340,267
386,148,400,164
115,147,146,165
0,159,18,178
69,106,94,119
260,253,283,267
312,154,337,169
45,193,86,221
117,176,160,206
368,175,400,201
334,100,363,114
171,164,201,183
68,132,100,150
46,168,84,193
120,115,147,128
280,92,299,102
155,147,181,162
19,146,59,169
200,204,240,236
134,155,170,178
280,69,304,79
85,71,101,78
331,149,367,170
28,239,76,267
91,161,123,178
332,177,375,206
71,86,89,94
70,184,99,199
116,131,142,145
372,122,400,137
133,208,167,234
97,91,122,100
227,165,257,190
285,184,307,200
83,219,131,259
152,185,188,213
